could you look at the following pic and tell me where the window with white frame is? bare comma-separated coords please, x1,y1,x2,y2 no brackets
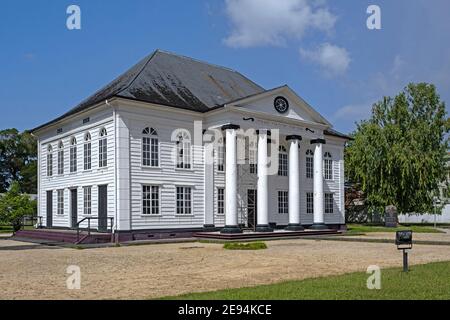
99,128,108,168
176,187,192,215
57,141,64,175
57,189,64,215
47,145,53,177
142,127,159,167
325,193,334,214
70,137,77,173
306,192,314,214
142,185,160,215
217,188,225,215
306,149,314,179
84,133,92,170
278,146,288,176
278,191,288,214
249,140,257,174
83,186,92,215
217,140,224,172
176,131,191,169
324,152,333,180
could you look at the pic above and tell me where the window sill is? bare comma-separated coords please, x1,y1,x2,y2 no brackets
140,214,163,218
175,168,194,172
141,166,162,170
175,214,195,217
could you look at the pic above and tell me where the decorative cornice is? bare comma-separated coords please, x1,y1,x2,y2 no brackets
310,138,326,145
286,135,303,142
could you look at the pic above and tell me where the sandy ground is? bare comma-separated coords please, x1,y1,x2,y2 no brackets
1,236,450,300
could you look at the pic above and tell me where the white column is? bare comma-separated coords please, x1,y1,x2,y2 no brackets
311,139,327,230
256,130,272,232
286,136,304,231
221,125,242,234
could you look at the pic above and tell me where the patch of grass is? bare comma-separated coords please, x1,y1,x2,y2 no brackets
347,224,442,234
162,261,450,300
223,242,267,250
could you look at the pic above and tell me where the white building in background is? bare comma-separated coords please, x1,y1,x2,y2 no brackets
32,50,350,240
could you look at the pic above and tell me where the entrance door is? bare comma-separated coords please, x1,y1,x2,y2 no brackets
247,189,257,230
98,185,108,232
46,191,53,228
71,189,78,229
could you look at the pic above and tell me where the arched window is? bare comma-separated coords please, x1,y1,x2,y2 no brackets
324,152,333,180
306,149,314,179
142,127,159,167
70,137,77,173
47,145,53,177
278,145,288,176
176,131,191,169
84,133,92,170
99,128,108,168
57,141,64,175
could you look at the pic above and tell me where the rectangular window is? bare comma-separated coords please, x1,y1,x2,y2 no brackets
176,187,192,215
58,150,64,175
278,153,288,176
278,191,289,214
57,190,64,215
83,187,92,215
324,159,333,180
142,185,160,215
70,146,77,173
177,141,191,169
47,154,53,177
84,142,91,170
325,193,334,214
143,137,159,167
99,138,107,168
217,146,224,172
306,157,314,179
306,192,314,214
217,188,225,215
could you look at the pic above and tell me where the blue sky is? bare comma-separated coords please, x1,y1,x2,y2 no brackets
0,0,449,134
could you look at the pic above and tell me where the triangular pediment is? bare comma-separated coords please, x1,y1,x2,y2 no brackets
225,85,331,126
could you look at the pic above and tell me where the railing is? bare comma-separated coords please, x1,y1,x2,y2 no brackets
21,216,43,230
76,217,114,242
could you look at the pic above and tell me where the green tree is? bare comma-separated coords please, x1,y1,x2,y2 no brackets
346,83,449,215
0,129,37,194
0,181,37,231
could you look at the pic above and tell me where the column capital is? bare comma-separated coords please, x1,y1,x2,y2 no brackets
310,138,326,145
286,135,303,142
221,124,240,131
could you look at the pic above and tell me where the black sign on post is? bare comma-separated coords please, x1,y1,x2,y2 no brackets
396,230,413,272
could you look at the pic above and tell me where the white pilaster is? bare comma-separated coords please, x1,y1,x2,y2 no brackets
256,130,272,232
221,125,241,234
311,139,327,230
286,136,304,231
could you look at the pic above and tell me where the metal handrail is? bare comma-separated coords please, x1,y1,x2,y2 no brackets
76,217,114,242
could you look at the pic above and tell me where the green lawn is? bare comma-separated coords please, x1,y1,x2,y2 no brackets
347,224,443,234
162,261,450,300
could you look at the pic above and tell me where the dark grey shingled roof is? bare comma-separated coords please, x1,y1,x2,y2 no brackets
324,128,353,140
32,50,265,132
31,49,351,140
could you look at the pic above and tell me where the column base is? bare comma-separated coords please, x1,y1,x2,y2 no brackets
309,223,329,230
203,224,217,232
220,225,242,234
285,224,305,231
256,224,274,233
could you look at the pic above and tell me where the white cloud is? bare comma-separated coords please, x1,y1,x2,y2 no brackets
299,43,350,76
223,0,337,48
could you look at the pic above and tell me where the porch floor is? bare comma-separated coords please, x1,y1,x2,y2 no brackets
194,228,341,240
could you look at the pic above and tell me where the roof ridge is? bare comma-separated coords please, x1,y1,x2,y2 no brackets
116,50,159,96
153,49,264,90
